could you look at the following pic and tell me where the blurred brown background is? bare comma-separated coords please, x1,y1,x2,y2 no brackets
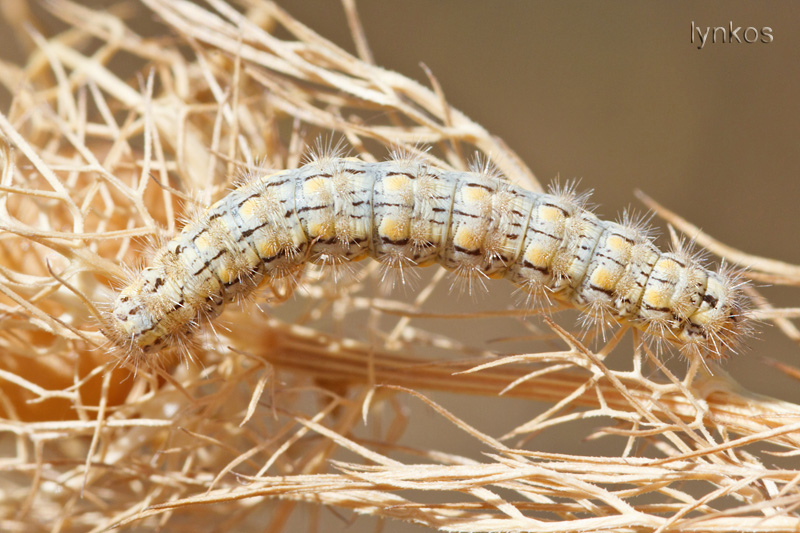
0,3,798,529
292,0,800,400
299,9,800,471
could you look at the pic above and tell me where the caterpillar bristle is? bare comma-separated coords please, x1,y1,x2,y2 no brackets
548,178,593,211
449,263,489,298
377,252,419,292
468,151,504,182
314,252,360,287
617,208,657,241
577,299,617,342
514,278,555,312
388,142,430,167
303,136,350,169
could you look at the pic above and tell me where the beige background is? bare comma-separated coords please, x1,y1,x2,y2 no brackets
285,0,800,397
1,2,798,531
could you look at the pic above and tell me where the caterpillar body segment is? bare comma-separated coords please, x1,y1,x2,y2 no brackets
103,158,747,361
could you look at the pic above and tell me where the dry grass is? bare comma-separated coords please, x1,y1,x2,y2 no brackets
0,1,799,531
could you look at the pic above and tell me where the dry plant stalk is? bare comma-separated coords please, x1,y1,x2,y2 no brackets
0,1,799,531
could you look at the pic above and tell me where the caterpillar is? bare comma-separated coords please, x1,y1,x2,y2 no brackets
102,154,748,363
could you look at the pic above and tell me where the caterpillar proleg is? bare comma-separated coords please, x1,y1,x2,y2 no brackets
102,155,748,363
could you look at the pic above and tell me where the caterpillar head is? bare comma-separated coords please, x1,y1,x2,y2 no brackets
678,268,749,359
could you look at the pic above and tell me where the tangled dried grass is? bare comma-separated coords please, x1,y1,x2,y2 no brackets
0,1,799,531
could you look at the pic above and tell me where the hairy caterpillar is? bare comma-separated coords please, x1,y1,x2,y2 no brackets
102,154,748,362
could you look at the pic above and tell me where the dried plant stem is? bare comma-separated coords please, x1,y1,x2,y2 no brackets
0,1,797,532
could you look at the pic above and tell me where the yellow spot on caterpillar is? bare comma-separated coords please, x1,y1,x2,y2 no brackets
239,198,260,219
216,265,234,284
304,177,327,194
643,286,672,309
464,186,490,204
659,258,682,277
524,245,550,269
257,238,280,258
540,205,565,224
385,174,411,192
308,221,334,239
379,217,409,242
195,234,212,252
454,227,481,250
590,266,616,291
606,234,631,254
